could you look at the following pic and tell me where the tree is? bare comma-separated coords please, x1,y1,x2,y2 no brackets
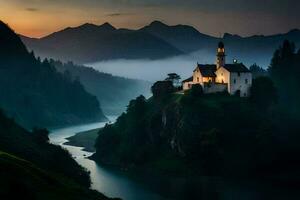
249,63,268,78
268,40,300,114
151,81,174,98
165,73,181,87
250,77,277,109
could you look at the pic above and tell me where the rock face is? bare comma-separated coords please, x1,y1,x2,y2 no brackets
0,21,106,128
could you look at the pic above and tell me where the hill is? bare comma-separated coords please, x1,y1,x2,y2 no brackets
0,109,116,200
92,91,300,179
51,60,151,115
0,21,106,128
20,23,183,64
0,151,114,200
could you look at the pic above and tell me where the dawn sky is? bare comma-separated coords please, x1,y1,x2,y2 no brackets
1,0,299,38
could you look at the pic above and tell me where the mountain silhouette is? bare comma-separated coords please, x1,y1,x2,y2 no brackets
21,21,300,67
0,21,106,128
140,20,218,53
21,22,183,64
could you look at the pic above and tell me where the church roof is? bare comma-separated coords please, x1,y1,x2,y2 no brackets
195,64,217,77
223,63,250,73
182,76,193,82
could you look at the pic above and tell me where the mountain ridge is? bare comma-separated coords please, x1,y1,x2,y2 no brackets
20,21,300,66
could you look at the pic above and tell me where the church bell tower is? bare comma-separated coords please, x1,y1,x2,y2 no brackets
216,42,226,69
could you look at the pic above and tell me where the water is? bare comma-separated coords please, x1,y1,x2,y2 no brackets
50,117,300,200
49,117,168,200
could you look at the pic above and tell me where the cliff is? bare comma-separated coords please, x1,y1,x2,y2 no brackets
92,89,300,178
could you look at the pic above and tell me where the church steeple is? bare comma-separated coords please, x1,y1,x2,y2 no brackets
216,42,225,69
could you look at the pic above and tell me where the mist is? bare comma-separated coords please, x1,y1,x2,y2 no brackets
87,50,216,82
87,50,271,82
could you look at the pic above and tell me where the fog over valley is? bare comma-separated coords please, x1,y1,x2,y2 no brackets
88,50,271,82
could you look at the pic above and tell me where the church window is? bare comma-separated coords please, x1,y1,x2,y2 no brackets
197,77,199,82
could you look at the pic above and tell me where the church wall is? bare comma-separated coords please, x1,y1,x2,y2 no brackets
183,81,194,90
203,83,227,94
193,69,203,84
229,72,252,97
215,67,230,84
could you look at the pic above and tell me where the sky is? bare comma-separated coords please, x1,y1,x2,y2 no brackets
0,0,299,38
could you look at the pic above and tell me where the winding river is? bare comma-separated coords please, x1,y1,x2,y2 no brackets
49,117,299,200
49,117,168,200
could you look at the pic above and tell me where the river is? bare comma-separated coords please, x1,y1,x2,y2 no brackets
49,117,169,200
49,117,299,200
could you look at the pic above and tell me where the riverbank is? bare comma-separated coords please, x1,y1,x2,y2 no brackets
64,128,100,152
51,121,300,200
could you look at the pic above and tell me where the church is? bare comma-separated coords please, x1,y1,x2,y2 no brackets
182,42,252,97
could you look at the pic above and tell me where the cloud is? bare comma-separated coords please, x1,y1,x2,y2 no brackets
25,8,39,12
105,13,134,17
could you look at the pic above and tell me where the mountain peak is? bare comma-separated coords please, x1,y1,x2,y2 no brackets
149,20,168,27
0,20,14,34
287,28,300,34
98,22,116,31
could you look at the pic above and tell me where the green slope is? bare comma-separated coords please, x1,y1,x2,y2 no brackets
0,151,117,200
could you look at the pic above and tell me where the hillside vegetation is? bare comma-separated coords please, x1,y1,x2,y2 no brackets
52,60,151,115
0,21,106,128
0,151,114,200
0,108,117,199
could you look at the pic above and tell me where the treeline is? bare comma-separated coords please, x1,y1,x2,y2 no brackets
92,40,300,178
51,60,151,115
0,21,106,128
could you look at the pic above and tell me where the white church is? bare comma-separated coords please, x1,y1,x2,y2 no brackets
182,42,252,97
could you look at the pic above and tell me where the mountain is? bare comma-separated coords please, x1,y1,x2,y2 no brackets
141,21,300,67
0,109,114,200
51,60,151,115
221,29,300,67
0,21,106,128
21,21,300,67
21,22,183,64
140,21,218,53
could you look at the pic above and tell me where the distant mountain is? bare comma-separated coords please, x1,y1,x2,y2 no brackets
0,21,106,128
221,29,300,67
21,21,300,67
141,21,300,67
140,21,218,53
21,22,183,64
51,60,152,115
